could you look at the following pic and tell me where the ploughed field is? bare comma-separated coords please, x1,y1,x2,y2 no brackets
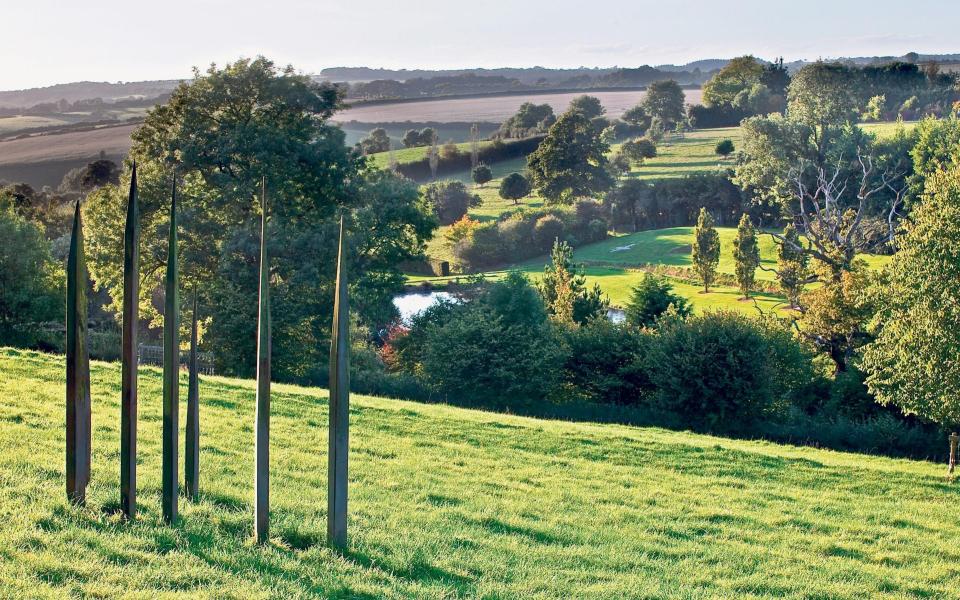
1,348,957,598
337,89,705,123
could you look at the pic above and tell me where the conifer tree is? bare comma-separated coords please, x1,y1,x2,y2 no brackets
692,207,720,293
733,213,760,298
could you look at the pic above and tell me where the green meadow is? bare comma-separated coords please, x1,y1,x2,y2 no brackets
411,226,890,313
2,348,958,598
408,121,907,315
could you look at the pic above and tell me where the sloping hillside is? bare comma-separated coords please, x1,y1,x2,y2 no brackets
0,348,957,598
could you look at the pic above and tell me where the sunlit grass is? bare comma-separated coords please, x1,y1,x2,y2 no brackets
1,348,958,598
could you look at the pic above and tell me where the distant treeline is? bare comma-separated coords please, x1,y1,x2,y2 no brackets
342,68,717,101
0,94,170,118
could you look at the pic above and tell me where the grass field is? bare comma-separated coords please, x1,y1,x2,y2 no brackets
2,348,958,598
413,226,890,314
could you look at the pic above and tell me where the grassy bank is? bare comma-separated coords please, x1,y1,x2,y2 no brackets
1,348,957,598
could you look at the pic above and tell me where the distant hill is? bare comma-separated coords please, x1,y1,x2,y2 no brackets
318,66,619,85
0,80,182,109
5,52,958,109
655,59,730,72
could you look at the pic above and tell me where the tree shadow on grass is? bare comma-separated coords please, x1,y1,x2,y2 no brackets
341,546,476,594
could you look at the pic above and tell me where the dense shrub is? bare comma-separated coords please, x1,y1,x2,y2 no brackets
687,104,748,128
422,181,481,225
715,139,735,157
532,215,565,252
647,311,815,431
471,164,492,187
558,319,654,405
624,273,691,327
417,274,564,405
497,102,555,138
0,205,63,346
621,137,657,163
452,203,606,271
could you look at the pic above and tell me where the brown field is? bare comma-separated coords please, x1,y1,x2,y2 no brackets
0,123,135,186
0,123,135,164
0,90,706,187
336,89,704,123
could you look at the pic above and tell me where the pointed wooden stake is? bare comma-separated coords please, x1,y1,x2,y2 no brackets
120,163,139,518
185,291,200,501
66,201,91,505
162,177,179,524
328,214,350,548
254,179,271,544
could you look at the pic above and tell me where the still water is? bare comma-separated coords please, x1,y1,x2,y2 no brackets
393,291,625,324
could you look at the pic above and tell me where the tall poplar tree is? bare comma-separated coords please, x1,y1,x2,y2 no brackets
692,207,720,293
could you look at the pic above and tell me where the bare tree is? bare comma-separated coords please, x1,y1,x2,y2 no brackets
470,123,480,171
387,147,398,174
428,131,440,180
769,148,908,279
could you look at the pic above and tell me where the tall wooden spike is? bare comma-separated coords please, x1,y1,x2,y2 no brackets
185,290,200,501
328,214,350,548
162,177,179,524
66,201,91,505
254,178,271,544
120,163,139,518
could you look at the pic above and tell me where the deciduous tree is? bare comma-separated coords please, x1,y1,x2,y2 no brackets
527,111,614,204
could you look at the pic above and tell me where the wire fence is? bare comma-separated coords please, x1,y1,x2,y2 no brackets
138,344,215,375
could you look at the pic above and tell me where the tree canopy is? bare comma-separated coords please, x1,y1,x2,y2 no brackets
642,80,686,126
85,57,437,379
527,111,614,204
863,166,960,425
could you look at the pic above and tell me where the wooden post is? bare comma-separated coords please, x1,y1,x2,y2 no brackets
120,164,139,518
254,179,271,544
185,291,200,500
66,201,91,505
949,432,958,475
162,177,179,524
328,215,350,548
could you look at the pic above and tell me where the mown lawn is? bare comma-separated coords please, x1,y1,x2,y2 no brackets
411,226,890,313
1,348,958,598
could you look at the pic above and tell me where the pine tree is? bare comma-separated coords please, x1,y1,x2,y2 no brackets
732,213,760,298
777,223,808,308
537,239,608,324
692,207,720,293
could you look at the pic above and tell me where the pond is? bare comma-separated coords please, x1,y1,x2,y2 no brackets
393,291,458,323
394,290,626,324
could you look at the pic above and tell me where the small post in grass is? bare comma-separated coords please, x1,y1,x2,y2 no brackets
161,177,179,524
185,291,200,501
328,214,350,548
254,178,271,544
66,201,91,505
120,163,140,518
949,432,958,476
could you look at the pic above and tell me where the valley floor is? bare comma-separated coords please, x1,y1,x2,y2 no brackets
1,348,957,598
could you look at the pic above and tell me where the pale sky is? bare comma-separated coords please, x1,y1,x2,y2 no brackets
2,0,956,90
